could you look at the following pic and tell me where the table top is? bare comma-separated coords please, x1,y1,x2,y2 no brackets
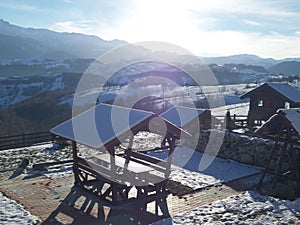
88,153,154,174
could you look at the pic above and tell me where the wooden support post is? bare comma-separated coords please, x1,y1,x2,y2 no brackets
72,141,78,159
72,141,80,185
166,136,175,178
272,142,288,189
111,184,117,203
257,119,288,190
107,145,117,203
290,144,300,181
125,135,134,165
257,141,278,190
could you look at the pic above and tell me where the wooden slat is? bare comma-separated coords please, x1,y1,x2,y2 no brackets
130,152,168,167
77,157,114,180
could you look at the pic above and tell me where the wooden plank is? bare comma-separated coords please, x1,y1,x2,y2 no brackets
128,157,167,174
130,151,168,167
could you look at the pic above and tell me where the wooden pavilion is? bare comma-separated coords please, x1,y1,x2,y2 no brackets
255,108,300,192
51,103,189,217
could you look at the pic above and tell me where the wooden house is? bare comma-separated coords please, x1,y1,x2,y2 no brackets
240,83,300,127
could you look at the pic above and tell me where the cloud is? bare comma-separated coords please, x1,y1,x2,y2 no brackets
241,19,261,26
50,20,97,34
185,0,298,18
192,30,300,59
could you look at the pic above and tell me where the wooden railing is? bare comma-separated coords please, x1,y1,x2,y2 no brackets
216,115,248,129
0,131,55,151
231,115,248,128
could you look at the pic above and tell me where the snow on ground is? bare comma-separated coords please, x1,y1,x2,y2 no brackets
0,132,160,172
0,143,73,171
153,191,300,225
0,192,40,225
212,102,249,117
0,138,260,189
28,165,73,179
147,147,261,190
0,139,298,224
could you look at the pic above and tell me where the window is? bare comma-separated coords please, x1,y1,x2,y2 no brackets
258,100,264,107
285,102,290,109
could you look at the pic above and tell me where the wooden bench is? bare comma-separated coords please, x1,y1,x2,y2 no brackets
85,153,155,185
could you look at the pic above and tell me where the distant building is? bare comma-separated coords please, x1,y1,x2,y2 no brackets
240,83,300,127
160,106,221,132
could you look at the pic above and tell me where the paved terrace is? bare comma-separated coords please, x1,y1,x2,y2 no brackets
0,170,246,225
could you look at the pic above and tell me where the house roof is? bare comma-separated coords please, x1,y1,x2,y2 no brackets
160,106,206,128
280,108,300,135
240,83,300,103
255,108,300,138
51,103,187,149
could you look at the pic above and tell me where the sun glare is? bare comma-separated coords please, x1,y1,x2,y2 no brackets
116,0,199,48
97,0,300,58
108,0,233,56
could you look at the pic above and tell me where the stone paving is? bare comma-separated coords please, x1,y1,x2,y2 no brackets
0,171,241,224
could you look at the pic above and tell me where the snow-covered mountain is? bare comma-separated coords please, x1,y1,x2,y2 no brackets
0,58,109,108
0,73,69,108
0,58,282,108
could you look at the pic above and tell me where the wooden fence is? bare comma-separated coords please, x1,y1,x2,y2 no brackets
0,131,55,151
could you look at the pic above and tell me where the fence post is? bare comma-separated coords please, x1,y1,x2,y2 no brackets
22,133,25,147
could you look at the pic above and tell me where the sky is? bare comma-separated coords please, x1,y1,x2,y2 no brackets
0,0,300,59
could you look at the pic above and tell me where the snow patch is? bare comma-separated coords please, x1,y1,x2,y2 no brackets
153,191,300,225
0,192,40,225
147,147,261,189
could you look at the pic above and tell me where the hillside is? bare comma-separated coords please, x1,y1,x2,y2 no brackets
269,61,300,76
0,90,72,136
0,19,126,59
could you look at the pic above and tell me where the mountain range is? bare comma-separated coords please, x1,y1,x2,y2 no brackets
1,19,300,72
1,19,300,136
0,19,126,59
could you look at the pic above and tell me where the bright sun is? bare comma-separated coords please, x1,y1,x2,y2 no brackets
117,0,198,47
111,0,236,56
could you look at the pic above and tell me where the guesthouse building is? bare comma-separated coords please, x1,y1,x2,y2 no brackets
240,83,300,127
